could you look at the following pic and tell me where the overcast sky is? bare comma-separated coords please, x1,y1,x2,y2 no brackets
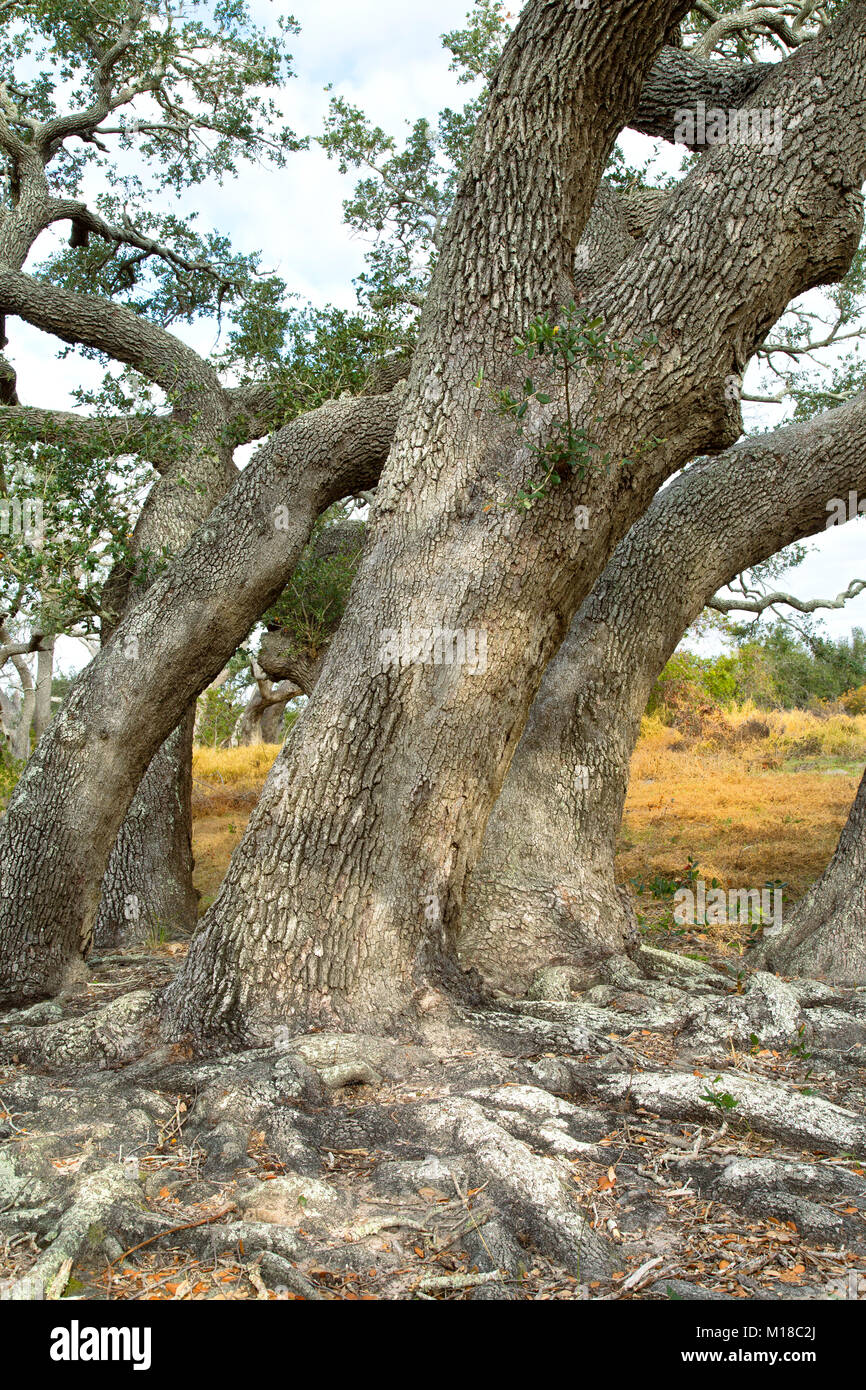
10,0,866,661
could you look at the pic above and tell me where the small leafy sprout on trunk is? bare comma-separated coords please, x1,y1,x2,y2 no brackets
490,302,659,510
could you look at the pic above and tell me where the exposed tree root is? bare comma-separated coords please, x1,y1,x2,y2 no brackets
1,953,864,1300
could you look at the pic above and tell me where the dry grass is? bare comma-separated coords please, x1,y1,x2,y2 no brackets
191,744,280,912
192,743,281,791
190,707,866,945
619,706,866,955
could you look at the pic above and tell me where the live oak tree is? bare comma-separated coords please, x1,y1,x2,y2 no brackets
222,422,866,995
160,0,866,1042
2,0,866,1026
0,0,410,944
459,388,866,993
0,0,303,940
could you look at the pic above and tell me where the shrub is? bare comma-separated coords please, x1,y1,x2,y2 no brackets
841,684,866,717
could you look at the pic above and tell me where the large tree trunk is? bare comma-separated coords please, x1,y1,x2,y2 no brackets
756,769,866,984
93,708,199,948
160,1,866,1046
459,387,866,993
0,391,400,1003
1,1,864,1018
161,0,711,1044
92,441,236,947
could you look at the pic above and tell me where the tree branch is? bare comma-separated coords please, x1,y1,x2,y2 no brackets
0,267,221,408
0,401,177,464
47,198,246,293
709,577,866,616
633,43,776,142
35,3,152,161
0,621,44,668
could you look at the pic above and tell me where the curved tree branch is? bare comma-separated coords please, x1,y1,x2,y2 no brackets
709,577,866,615
0,267,222,407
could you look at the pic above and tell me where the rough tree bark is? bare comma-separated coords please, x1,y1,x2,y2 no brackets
0,22,800,980
93,708,198,947
756,768,866,983
0,390,402,1002
92,432,236,949
2,3,866,1024
157,0,866,1045
459,386,866,993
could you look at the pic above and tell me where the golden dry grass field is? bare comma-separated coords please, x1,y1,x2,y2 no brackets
191,704,866,957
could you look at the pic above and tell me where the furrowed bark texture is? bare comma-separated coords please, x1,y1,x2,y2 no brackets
3,2,866,1024
161,2,866,1045
92,434,234,949
758,768,866,983
459,387,866,993
93,707,198,947
632,45,774,143
0,391,400,1003
160,0,711,1043
0,16,805,973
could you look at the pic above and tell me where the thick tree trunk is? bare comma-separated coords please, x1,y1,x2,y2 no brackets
2,1,865,1019
160,1,866,1046
0,391,400,1003
162,0,717,1044
93,708,199,948
459,387,866,993
92,439,236,947
756,769,866,984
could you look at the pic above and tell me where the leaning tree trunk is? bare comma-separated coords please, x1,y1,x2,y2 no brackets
92,708,199,947
756,768,866,984
1,0,864,1018
0,391,401,1003
92,440,235,948
459,386,866,994
159,0,866,1046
